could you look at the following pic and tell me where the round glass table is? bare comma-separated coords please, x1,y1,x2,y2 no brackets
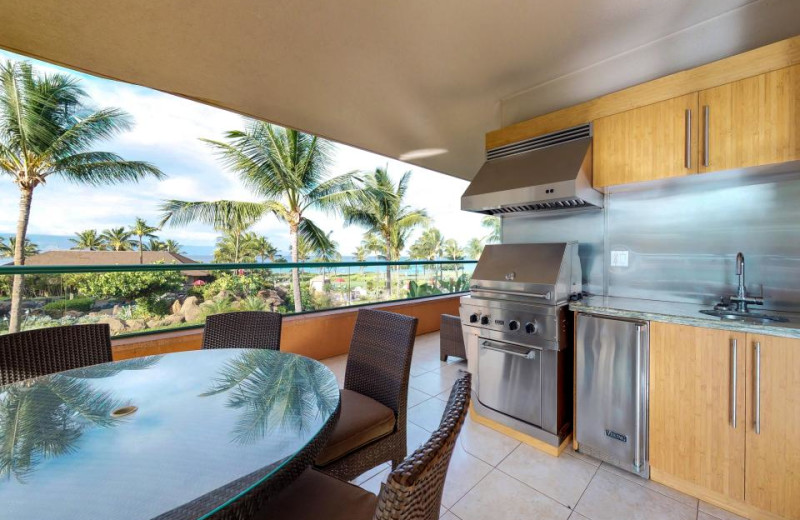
0,349,340,519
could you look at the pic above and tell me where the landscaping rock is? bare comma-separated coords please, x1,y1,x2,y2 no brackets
181,296,203,322
98,316,127,334
64,310,84,319
170,299,182,315
125,319,147,332
213,290,230,302
163,314,185,326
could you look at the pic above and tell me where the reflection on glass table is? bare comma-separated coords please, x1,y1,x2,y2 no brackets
0,349,339,520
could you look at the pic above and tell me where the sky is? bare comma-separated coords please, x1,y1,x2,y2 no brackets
0,50,485,257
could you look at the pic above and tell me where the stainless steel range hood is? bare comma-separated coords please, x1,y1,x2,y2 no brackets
461,124,603,215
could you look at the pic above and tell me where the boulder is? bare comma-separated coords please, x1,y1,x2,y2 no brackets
98,316,127,334
170,299,182,315
213,290,230,302
112,304,121,315
163,314,185,326
181,296,203,322
125,319,147,332
146,319,161,329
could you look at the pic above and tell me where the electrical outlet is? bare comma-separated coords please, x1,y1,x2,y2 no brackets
611,250,629,268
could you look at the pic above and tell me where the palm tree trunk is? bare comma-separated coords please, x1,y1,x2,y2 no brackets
290,224,302,312
9,186,33,333
138,236,143,264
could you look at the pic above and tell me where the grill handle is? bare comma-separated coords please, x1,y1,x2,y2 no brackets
480,340,536,360
470,285,551,300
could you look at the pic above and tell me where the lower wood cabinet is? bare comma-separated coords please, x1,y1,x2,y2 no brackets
745,334,800,520
650,322,800,519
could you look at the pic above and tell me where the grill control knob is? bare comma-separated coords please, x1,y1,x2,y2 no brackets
469,313,479,323
525,322,537,334
508,320,520,331
480,315,490,325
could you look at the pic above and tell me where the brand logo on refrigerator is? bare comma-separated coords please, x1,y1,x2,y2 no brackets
605,429,628,443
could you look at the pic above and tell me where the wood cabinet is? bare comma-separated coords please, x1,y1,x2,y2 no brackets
593,93,698,188
650,322,800,519
745,334,800,520
649,322,746,500
699,65,800,174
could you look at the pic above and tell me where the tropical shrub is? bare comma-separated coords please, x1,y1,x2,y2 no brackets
67,268,184,302
42,297,94,317
201,271,273,300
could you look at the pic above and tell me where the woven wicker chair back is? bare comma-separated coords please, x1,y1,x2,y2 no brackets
373,372,471,520
0,324,112,386
343,309,418,414
202,311,282,350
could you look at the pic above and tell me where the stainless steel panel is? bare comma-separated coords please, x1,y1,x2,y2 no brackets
576,313,649,477
477,337,542,427
460,296,564,348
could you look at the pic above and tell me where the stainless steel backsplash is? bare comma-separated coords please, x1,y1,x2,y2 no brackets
501,170,800,311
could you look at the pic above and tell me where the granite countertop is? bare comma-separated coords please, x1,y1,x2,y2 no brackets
569,296,800,339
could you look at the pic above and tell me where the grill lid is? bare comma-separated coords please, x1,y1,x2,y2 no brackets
470,242,581,305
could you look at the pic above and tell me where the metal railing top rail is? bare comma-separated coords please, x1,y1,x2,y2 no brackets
0,259,477,275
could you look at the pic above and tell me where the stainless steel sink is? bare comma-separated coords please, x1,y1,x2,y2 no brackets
699,309,789,323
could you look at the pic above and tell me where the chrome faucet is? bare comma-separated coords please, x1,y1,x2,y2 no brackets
728,252,763,312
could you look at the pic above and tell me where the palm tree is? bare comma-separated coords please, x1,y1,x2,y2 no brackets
70,229,104,251
466,237,485,259
344,167,428,292
0,237,39,258
161,121,361,312
201,350,339,443
443,238,464,260
251,235,279,263
353,245,368,263
100,227,134,251
482,216,501,243
161,239,184,254
0,61,163,332
129,217,159,264
409,227,445,278
213,230,260,263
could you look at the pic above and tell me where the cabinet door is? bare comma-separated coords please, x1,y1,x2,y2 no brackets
745,334,800,519
699,64,800,173
649,322,746,500
593,93,698,188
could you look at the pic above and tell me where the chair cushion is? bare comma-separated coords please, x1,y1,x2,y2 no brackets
316,389,396,466
256,468,377,520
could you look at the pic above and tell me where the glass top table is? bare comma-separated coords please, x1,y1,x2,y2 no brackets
0,349,340,519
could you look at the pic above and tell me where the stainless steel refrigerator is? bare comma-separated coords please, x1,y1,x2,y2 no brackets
576,313,650,478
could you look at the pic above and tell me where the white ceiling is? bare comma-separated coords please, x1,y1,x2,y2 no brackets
0,1,798,180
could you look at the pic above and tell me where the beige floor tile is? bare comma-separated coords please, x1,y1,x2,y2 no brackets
407,386,432,406
358,465,390,496
565,445,602,467
458,415,520,466
432,361,469,379
699,501,747,520
410,363,433,376
351,462,390,485
440,444,493,508
498,444,597,507
408,397,448,431
406,420,432,453
441,512,462,520
451,469,571,520
567,513,590,520
575,469,697,520
410,370,458,396
598,463,698,508
440,505,448,517
411,357,447,374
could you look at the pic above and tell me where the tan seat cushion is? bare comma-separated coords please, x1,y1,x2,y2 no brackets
316,389,396,466
256,468,377,520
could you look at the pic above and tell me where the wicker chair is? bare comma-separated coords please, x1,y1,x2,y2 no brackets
201,311,282,350
0,324,112,386
259,372,472,520
439,314,467,362
314,309,418,481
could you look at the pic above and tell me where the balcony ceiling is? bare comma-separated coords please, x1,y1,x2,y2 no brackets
0,1,798,180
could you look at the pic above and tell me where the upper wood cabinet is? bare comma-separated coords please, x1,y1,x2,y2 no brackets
592,93,698,188
699,64,800,174
745,334,800,520
649,322,746,500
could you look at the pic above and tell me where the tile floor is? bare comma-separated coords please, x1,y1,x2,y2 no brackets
321,331,746,520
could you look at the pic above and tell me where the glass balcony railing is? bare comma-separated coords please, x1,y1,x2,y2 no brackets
0,260,476,337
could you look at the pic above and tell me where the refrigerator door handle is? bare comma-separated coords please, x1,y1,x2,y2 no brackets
634,324,644,470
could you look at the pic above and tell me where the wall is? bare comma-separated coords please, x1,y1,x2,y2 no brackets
111,294,461,361
502,169,800,311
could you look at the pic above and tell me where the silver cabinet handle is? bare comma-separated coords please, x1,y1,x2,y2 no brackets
470,285,551,300
730,338,737,429
685,108,692,169
633,324,644,470
703,105,710,167
754,341,761,434
480,340,536,360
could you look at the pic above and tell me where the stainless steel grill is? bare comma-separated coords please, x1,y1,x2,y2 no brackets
460,242,580,447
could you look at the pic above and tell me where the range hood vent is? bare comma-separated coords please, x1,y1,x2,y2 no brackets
462,124,603,215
